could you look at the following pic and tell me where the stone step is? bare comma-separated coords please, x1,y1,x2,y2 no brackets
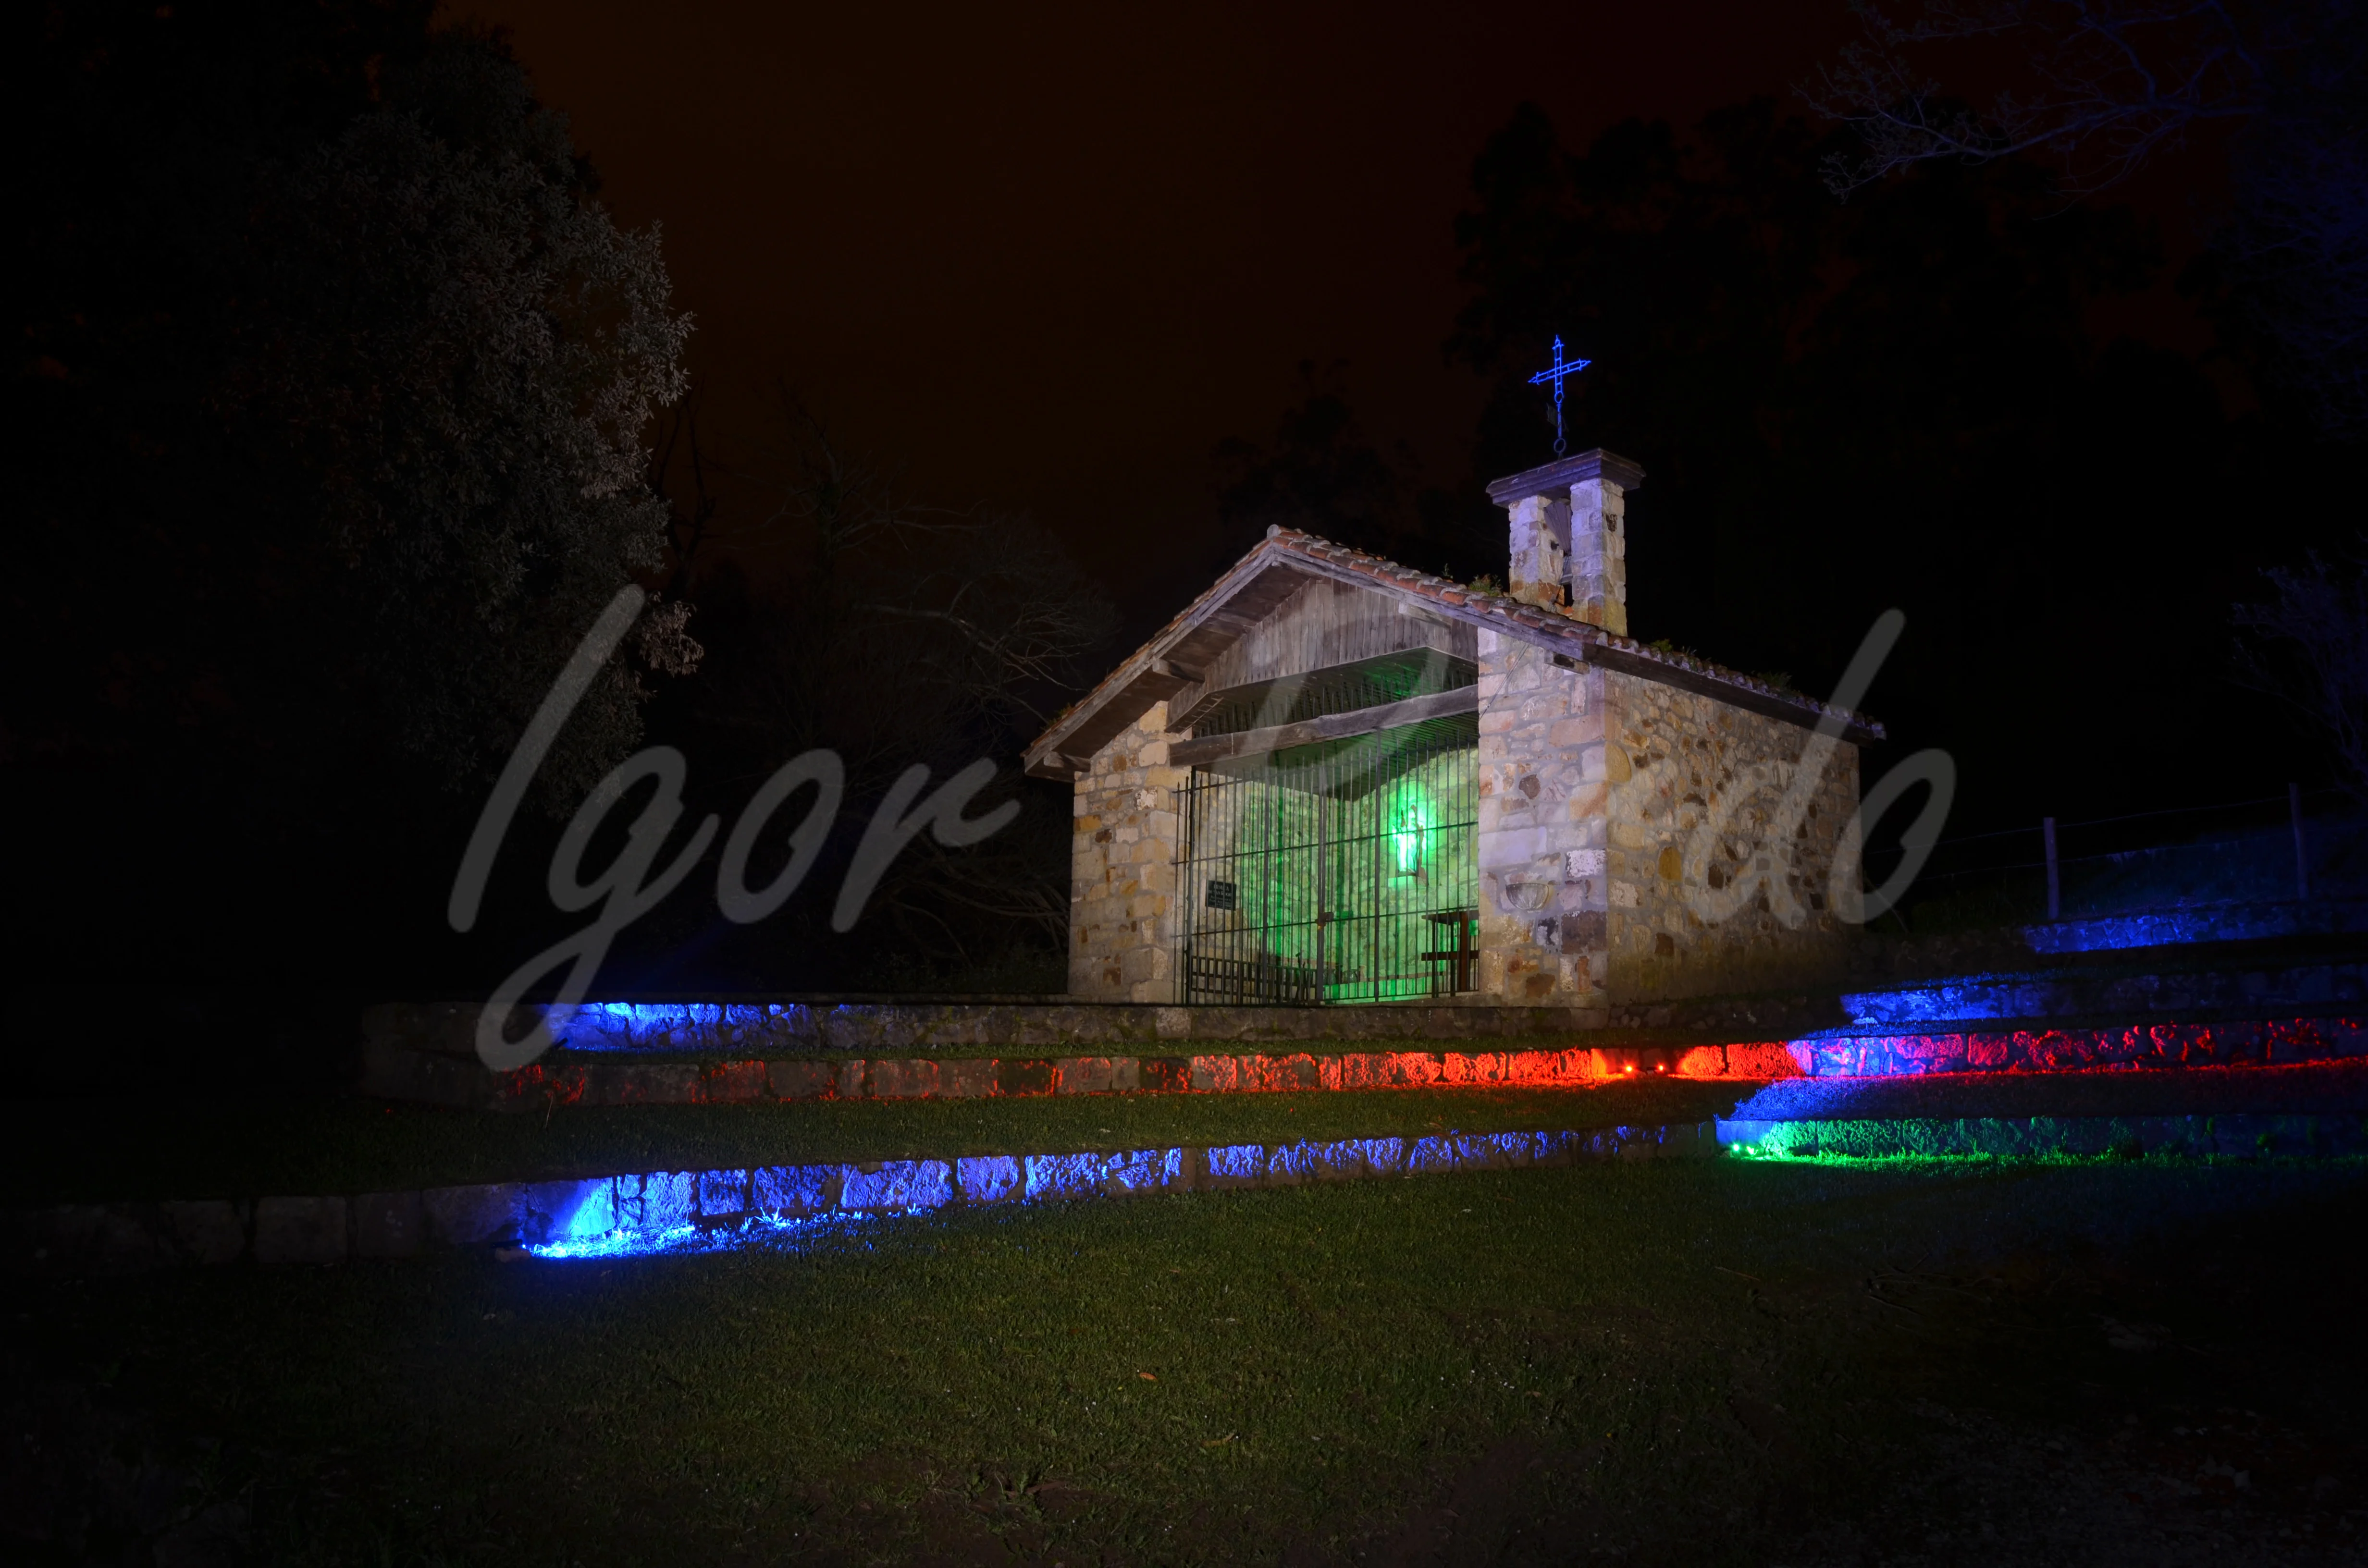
1788,1014,2366,1076
1719,1061,2368,1160
1718,1112,2365,1161
1838,960,2367,1027
2023,897,2368,956
361,1039,1789,1112
1731,1060,2368,1121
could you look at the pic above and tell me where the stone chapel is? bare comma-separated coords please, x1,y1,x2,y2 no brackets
1024,449,1879,1015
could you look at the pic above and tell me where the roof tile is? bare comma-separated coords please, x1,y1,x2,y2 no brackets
1027,525,1879,764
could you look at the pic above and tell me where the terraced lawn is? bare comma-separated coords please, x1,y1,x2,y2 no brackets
10,1152,2367,1564
0,1077,1744,1205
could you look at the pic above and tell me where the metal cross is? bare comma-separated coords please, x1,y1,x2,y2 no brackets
1527,335,1592,457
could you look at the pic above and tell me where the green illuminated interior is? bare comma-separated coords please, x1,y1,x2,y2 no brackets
1183,718,1478,1003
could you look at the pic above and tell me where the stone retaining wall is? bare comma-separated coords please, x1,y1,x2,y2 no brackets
363,1014,2368,1111
363,1041,1792,1113
369,994,1840,1060
3,1120,1720,1275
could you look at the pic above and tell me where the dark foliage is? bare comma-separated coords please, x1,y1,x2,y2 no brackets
1441,98,2348,832
2235,540,2368,807
1816,0,2368,436
13,3,689,994
615,408,1116,993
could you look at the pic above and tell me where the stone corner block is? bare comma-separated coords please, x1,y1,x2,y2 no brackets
422,1183,524,1248
767,1059,837,1100
353,1191,425,1259
162,1200,248,1265
957,1154,1024,1204
252,1195,349,1265
516,1179,619,1246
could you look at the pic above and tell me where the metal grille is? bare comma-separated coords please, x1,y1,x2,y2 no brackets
1176,713,1479,1005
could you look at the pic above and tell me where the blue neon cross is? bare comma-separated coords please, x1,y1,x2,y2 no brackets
1527,335,1592,457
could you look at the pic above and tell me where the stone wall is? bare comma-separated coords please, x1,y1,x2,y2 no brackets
1565,474,1629,636
364,997,1656,1060
1602,672,1861,1001
1474,629,1611,1011
365,1040,1765,1113
1068,704,1185,1001
4,1121,1727,1274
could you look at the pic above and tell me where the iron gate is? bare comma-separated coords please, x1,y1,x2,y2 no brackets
1175,714,1479,1004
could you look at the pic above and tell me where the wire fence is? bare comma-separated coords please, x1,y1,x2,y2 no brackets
1868,784,2366,931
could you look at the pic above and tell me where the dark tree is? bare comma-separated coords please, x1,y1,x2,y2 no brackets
15,4,691,992
1814,0,2368,434
1211,365,1508,588
1447,98,2342,832
1214,364,1421,558
626,406,1116,992
2236,541,2368,805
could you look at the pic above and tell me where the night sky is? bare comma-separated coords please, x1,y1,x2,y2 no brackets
461,1,1892,620
23,0,2316,998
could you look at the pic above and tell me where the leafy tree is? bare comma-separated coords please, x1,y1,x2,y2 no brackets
14,4,691,988
228,36,693,806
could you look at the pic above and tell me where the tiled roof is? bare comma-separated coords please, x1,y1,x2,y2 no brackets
1025,527,1882,775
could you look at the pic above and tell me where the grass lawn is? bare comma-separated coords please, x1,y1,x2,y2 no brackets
10,1154,2367,1565
0,1078,1744,1205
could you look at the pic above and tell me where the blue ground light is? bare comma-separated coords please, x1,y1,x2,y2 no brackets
519,1110,2359,1262
531,1211,868,1262
514,1127,1704,1262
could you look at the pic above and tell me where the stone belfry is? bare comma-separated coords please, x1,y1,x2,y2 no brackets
1482,448,1645,632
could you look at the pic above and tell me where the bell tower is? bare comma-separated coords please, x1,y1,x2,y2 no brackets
1481,448,1645,634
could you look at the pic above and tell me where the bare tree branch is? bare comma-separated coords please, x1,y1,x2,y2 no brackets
2235,538,2368,808
1810,0,2368,433
1809,0,2273,197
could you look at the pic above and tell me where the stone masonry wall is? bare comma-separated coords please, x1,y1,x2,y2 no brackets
1069,704,1185,1001
1474,629,1612,1014
1602,672,1861,1001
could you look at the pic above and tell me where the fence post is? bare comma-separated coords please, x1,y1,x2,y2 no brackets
2043,817,2060,922
2291,782,2310,902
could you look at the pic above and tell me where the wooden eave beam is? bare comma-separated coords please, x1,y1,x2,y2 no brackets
1168,686,1480,770
1022,557,1319,778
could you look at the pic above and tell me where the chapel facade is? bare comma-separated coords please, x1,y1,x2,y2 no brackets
1023,450,1878,1015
